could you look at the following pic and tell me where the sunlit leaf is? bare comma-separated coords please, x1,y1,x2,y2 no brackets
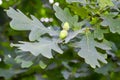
6,7,58,41
53,5,78,27
73,32,108,68
11,38,63,58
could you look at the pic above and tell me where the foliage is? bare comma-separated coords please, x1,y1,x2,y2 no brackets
0,0,120,80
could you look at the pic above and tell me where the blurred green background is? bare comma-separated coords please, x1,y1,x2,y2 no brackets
0,0,120,80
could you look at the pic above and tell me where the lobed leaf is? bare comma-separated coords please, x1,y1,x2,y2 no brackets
101,14,120,34
6,7,58,41
53,5,78,27
11,38,63,58
73,32,109,68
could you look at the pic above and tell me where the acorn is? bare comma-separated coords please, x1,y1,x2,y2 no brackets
62,22,70,31
59,30,68,39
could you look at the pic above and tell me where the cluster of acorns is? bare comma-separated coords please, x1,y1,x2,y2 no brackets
59,22,70,39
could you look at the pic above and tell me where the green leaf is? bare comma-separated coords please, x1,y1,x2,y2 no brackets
53,5,78,27
15,55,33,68
95,40,111,50
98,0,114,9
69,5,88,19
0,68,25,79
95,63,113,75
66,0,86,4
6,7,58,41
101,14,120,34
11,38,63,58
65,28,86,43
21,61,33,68
6,7,33,30
39,61,47,69
0,69,15,79
73,32,108,68
15,56,23,63
94,26,109,40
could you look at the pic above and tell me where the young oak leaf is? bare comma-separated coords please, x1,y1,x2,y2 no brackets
10,38,63,58
73,32,108,68
101,14,120,34
6,7,58,41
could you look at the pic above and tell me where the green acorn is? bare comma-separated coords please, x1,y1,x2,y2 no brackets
59,30,68,39
62,22,70,31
